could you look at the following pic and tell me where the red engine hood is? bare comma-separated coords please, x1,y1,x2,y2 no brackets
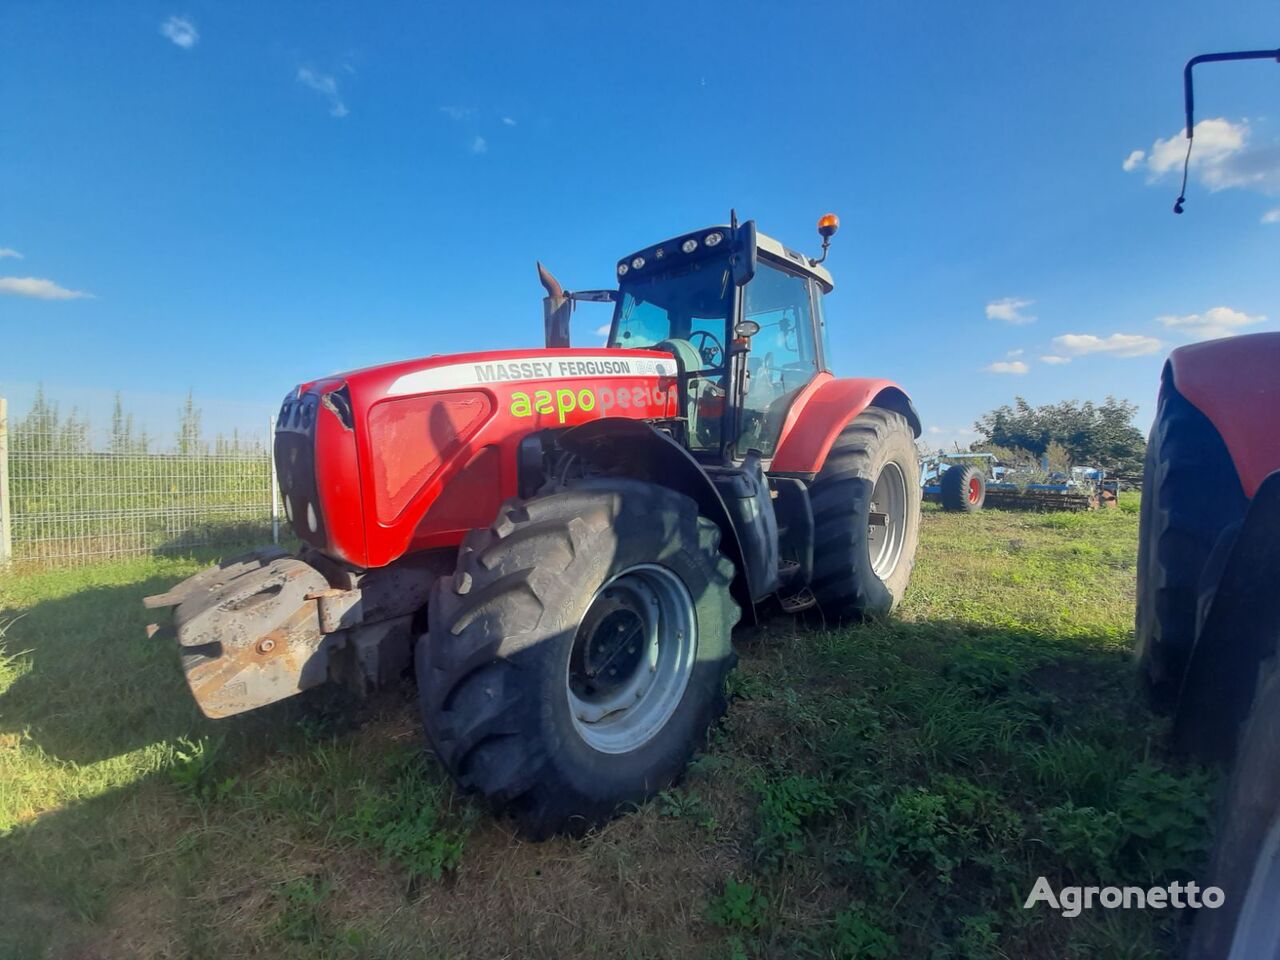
281,347,682,568
302,347,679,402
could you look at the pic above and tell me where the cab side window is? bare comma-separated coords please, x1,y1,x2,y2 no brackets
736,262,821,457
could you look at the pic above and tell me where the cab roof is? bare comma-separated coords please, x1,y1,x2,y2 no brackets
617,225,835,293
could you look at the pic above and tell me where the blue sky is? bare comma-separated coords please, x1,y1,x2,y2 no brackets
2,1,1278,447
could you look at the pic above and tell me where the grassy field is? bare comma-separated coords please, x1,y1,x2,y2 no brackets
0,499,1216,959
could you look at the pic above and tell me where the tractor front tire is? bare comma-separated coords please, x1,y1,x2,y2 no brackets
1135,381,1248,713
810,408,921,620
940,463,986,512
417,479,739,838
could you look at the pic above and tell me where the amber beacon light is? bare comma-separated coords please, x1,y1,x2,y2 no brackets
810,213,840,265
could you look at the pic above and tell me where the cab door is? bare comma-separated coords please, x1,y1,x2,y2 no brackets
733,258,824,459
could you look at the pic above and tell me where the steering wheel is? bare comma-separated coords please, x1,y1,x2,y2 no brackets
688,330,725,368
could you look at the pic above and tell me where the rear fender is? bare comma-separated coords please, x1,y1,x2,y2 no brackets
558,419,757,621
770,375,922,476
1168,332,1280,498
1173,470,1280,761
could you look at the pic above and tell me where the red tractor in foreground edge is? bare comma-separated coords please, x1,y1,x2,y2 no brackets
1134,333,1280,958
147,214,923,836
1134,48,1280,959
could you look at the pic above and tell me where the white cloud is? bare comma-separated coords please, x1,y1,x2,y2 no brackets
1125,118,1280,195
502,116,517,126
1122,149,1145,172
160,16,198,49
1006,348,1024,358
1263,207,1280,224
0,277,92,300
1040,355,1071,365
471,135,488,154
1052,333,1162,357
986,297,1036,324
0,248,22,259
297,67,348,118
984,360,1029,375
1157,306,1265,341
594,324,612,336
440,106,473,121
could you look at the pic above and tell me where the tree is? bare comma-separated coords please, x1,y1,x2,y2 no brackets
16,385,59,451
972,396,1145,474
110,392,137,453
177,391,204,455
14,385,90,454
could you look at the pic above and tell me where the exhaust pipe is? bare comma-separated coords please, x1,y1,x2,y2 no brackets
538,261,571,348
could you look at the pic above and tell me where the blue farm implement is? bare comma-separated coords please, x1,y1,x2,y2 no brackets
921,452,1118,513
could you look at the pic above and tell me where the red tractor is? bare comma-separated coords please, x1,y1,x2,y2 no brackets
1134,48,1280,958
1135,332,1280,957
147,215,923,836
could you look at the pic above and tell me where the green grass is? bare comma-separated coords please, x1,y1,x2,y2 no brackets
0,497,1216,958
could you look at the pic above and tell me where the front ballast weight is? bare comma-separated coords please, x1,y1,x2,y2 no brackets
144,546,432,717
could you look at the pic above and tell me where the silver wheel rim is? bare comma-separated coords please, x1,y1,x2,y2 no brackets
567,563,697,755
868,462,908,580
1229,814,1280,959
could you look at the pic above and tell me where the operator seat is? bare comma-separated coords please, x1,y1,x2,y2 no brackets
657,337,703,377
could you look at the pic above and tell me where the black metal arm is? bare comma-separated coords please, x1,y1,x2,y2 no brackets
1174,48,1280,213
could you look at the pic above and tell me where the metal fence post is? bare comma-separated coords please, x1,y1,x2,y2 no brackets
269,414,280,545
0,397,11,567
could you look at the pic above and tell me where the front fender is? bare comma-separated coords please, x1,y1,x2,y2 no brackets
559,419,757,621
770,374,921,475
1168,332,1280,499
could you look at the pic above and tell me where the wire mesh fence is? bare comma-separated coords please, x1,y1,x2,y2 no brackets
0,395,278,568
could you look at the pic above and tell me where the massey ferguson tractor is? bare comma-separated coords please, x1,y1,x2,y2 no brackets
1134,46,1280,960
146,214,923,836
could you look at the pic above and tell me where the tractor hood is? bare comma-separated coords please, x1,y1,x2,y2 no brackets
276,348,681,568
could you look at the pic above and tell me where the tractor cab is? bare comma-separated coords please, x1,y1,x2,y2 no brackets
605,218,836,464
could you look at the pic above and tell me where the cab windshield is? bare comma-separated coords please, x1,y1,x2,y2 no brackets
609,256,734,453
608,257,733,366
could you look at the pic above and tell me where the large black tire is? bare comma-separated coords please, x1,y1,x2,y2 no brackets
416,479,739,838
940,463,986,513
1188,656,1280,960
1135,379,1248,713
809,408,921,620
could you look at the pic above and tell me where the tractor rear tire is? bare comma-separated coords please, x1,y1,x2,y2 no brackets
416,479,739,838
1135,381,1248,713
940,464,986,512
809,408,921,621
1187,655,1280,960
